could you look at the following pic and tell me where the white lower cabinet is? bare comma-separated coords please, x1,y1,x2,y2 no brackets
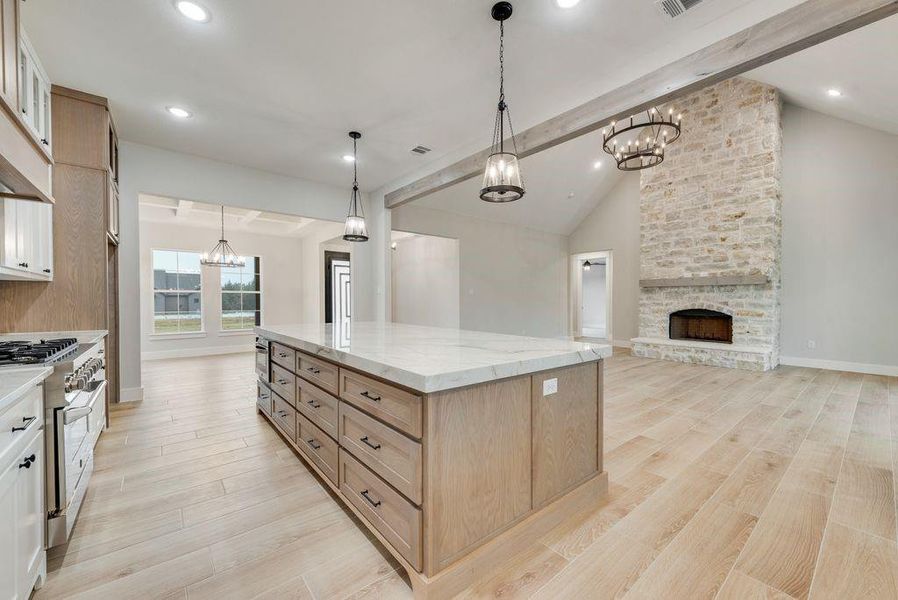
0,198,53,281
0,396,46,600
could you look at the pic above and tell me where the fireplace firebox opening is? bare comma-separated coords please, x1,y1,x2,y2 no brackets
669,309,733,344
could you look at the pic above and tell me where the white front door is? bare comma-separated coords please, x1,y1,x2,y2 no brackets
331,259,351,331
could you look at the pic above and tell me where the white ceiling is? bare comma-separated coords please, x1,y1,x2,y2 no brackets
139,194,333,238
22,0,803,191
748,14,898,136
415,131,627,235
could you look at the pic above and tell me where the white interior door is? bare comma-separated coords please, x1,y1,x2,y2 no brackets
570,251,613,342
331,259,351,331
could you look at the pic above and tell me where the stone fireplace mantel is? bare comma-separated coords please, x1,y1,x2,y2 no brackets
640,274,770,288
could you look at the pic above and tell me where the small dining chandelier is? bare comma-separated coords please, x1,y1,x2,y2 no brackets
479,1,524,203
200,205,245,268
602,107,682,171
342,131,368,242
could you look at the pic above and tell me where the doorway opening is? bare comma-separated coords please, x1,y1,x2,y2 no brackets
324,251,351,328
570,251,612,342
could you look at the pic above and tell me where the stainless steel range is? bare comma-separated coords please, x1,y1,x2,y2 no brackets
0,337,107,547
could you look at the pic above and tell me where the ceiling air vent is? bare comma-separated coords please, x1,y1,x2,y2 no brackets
410,145,432,155
656,0,704,19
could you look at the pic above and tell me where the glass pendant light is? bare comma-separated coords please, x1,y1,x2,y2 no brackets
343,131,368,242
200,205,245,268
480,2,525,203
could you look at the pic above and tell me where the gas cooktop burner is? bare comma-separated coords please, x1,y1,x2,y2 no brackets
0,337,80,365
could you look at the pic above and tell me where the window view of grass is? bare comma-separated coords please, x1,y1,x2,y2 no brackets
152,250,203,334
221,257,261,331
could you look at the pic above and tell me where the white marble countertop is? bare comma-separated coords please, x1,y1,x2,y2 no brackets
0,330,107,345
0,366,52,414
256,322,611,393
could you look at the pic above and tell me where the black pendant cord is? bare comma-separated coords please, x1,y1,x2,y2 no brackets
352,135,359,193
491,18,520,161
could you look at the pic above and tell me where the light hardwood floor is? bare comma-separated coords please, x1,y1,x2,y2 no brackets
35,350,898,599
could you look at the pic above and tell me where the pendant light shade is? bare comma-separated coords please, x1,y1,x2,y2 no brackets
481,152,524,202
200,206,245,268
479,2,524,203
343,131,369,242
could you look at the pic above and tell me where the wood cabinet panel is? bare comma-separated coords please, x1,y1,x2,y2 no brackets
424,376,532,573
296,413,338,485
296,377,338,440
271,393,296,442
49,85,107,170
531,363,599,508
269,364,296,407
339,402,422,505
296,352,339,396
340,369,422,438
270,342,295,371
340,450,422,570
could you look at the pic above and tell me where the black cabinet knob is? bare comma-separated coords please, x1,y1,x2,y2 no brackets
18,454,36,469
43,268,51,273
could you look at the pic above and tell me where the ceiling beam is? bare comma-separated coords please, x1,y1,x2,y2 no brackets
238,210,262,227
175,199,193,218
384,0,898,209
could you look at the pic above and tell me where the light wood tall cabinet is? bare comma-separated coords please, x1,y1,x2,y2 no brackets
258,339,606,599
0,86,121,408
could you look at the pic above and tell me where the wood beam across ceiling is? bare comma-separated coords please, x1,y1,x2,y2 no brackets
384,0,898,209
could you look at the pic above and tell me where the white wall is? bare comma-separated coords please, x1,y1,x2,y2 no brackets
780,104,898,371
119,142,377,398
139,219,304,359
568,175,641,345
391,234,460,329
392,204,568,338
581,263,607,330
299,222,349,324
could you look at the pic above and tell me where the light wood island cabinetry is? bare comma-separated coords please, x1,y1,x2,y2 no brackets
255,322,610,599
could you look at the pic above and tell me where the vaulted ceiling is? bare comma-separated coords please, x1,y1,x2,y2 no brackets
23,0,803,192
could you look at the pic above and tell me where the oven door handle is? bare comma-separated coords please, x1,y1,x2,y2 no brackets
64,405,93,424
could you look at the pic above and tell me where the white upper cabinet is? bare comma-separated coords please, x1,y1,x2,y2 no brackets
0,197,53,280
18,31,51,151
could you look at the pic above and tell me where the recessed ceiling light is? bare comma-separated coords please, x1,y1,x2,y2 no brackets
827,89,843,98
593,161,602,170
342,154,355,162
166,106,193,119
556,0,581,7
175,1,210,22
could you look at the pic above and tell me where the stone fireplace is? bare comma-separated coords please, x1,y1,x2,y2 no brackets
631,78,782,371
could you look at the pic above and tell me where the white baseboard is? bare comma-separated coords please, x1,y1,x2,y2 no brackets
120,387,144,403
141,345,254,361
779,355,898,377
613,339,633,349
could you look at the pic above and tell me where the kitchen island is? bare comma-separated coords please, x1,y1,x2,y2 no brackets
254,322,611,599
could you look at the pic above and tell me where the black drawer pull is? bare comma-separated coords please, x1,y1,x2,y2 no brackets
278,352,288,358
360,436,381,451
12,416,36,432
306,367,321,375
360,391,381,402
306,438,321,450
18,454,36,469
306,399,321,409
277,410,288,418
360,489,381,508
276,378,289,385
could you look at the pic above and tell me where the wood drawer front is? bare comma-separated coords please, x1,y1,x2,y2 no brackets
270,342,296,370
296,378,338,440
270,364,296,406
296,353,339,396
339,402,422,505
271,393,297,441
340,450,422,571
256,382,273,417
296,413,338,485
340,370,422,439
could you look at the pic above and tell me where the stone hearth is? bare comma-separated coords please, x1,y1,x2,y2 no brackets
631,78,782,371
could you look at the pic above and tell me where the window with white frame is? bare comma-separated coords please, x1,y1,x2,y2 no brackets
152,250,203,334
221,257,262,330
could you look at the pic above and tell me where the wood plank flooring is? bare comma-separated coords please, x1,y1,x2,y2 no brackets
35,350,898,599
